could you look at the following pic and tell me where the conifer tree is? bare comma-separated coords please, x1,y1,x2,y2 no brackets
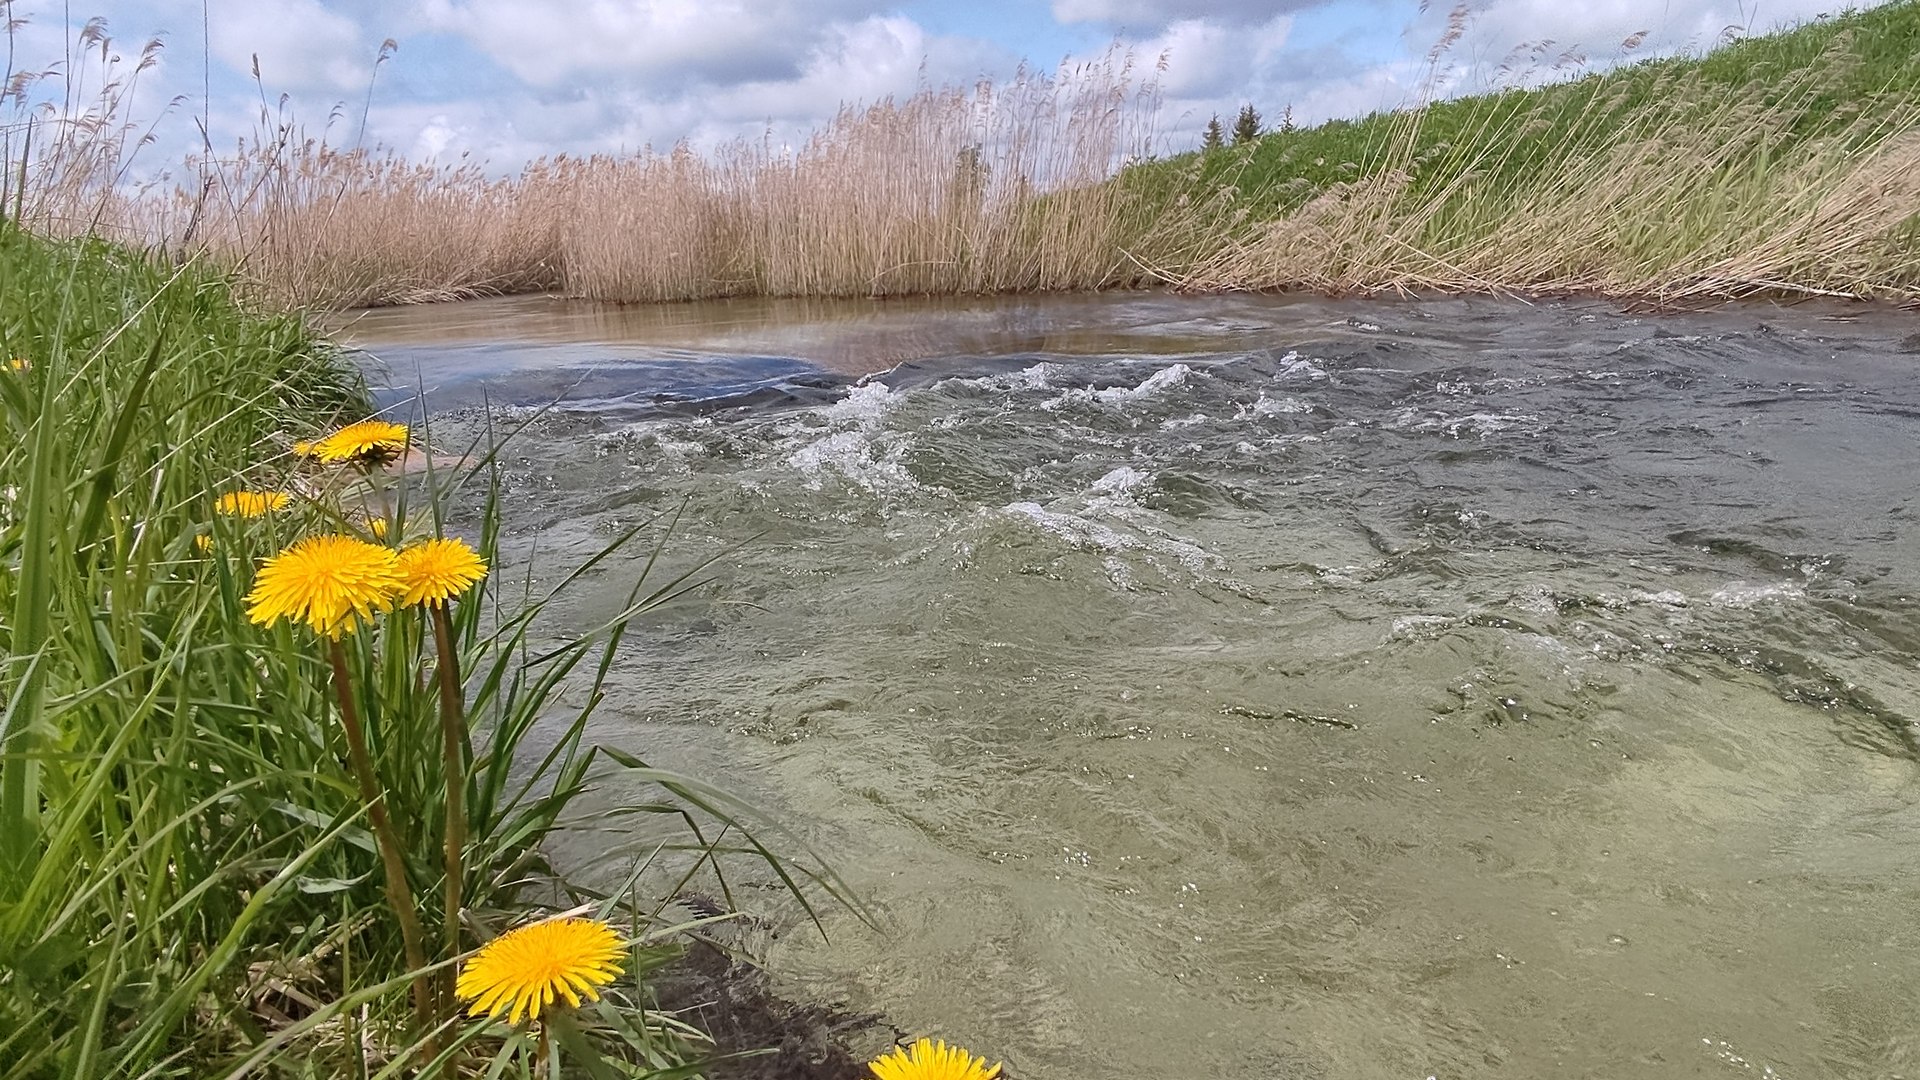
1232,103,1262,145
1201,115,1225,152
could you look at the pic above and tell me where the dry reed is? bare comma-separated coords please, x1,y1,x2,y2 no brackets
1182,22,1920,302
561,57,1184,303
9,32,1206,307
5,7,1918,308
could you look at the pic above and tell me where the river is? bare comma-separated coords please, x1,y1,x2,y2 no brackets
340,291,1920,1080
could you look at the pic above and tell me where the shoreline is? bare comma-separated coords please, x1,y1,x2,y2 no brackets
325,278,1920,317
15,8,1917,313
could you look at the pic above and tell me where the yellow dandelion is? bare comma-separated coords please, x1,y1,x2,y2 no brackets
310,419,409,465
194,533,214,554
7,357,27,372
292,439,318,458
456,917,625,1025
365,516,390,540
246,534,404,639
216,490,290,517
870,1039,1003,1080
395,537,488,607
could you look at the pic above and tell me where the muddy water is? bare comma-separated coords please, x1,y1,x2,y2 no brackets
342,292,1920,1080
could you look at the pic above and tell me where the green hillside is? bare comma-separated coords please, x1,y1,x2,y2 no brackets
1129,1,1920,299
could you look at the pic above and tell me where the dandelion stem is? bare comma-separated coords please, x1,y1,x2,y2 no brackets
326,637,433,1035
429,600,469,1019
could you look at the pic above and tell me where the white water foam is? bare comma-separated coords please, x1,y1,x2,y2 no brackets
1390,613,1461,640
1089,465,1152,498
1004,501,1139,554
1708,581,1806,608
1000,498,1223,578
1040,363,1196,412
823,380,905,425
942,362,1063,394
1238,394,1313,419
1389,409,1542,438
782,381,922,494
1274,351,1328,381
786,430,920,494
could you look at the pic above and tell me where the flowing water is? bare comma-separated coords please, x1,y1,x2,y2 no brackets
341,292,1920,1080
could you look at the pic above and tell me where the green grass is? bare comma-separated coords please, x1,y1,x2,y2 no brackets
1120,1,1920,299
0,224,856,1079
1151,2,1920,213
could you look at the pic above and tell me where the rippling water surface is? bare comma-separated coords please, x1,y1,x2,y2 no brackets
343,292,1920,1080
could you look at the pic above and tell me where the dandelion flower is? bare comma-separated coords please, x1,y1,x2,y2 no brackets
365,516,390,540
870,1039,1003,1080
246,534,403,639
216,490,290,517
310,419,409,466
7,357,27,372
292,439,318,458
194,533,214,554
456,917,625,1025
395,537,487,607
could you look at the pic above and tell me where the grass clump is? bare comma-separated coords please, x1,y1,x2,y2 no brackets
0,223,852,1078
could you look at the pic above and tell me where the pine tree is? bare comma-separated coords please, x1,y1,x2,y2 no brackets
1201,116,1225,152
1232,103,1262,146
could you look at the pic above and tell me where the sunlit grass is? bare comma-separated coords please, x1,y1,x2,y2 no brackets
0,225,862,1079
1148,1,1920,300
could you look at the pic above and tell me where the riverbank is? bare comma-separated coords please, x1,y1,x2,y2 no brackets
0,226,855,1079
1159,0,1920,301
18,2,1918,311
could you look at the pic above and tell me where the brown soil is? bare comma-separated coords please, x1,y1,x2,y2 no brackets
653,940,895,1080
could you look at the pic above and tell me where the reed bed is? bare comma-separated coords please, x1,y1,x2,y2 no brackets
182,54,1204,307
166,143,570,306
9,40,1227,307
560,59,1182,303
7,4,1920,310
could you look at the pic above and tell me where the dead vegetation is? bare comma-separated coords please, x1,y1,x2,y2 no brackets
5,5,1919,308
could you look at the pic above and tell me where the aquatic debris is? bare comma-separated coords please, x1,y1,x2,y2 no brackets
1222,704,1357,730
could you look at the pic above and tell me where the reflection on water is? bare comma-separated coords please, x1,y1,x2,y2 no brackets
335,291,1403,405
348,292,1920,1080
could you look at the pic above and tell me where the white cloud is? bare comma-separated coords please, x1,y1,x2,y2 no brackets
700,16,1012,127
3,0,1893,173
420,0,895,90
1136,14,1295,99
1405,0,1867,91
360,13,1019,161
205,0,371,93
1053,0,1319,28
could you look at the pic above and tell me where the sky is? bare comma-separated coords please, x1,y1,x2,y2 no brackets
0,0,1883,172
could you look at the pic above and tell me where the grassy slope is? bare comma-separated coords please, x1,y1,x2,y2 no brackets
1120,1,1920,299
1154,1,1920,212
